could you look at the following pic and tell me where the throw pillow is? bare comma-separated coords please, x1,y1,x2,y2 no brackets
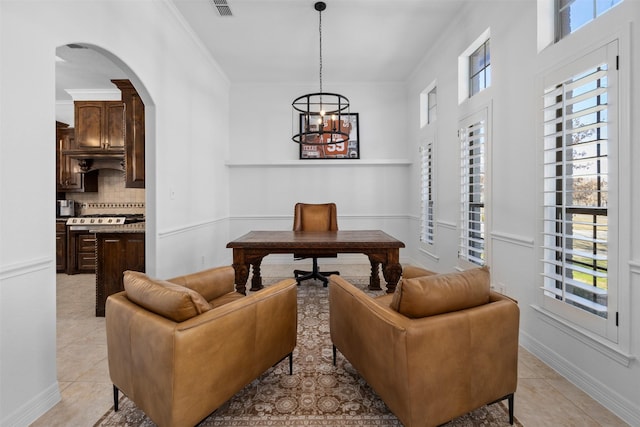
123,270,212,322
390,267,490,318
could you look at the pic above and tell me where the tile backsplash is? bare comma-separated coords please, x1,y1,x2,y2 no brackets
68,169,145,216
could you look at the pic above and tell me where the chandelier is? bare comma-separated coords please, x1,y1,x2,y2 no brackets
292,1,350,146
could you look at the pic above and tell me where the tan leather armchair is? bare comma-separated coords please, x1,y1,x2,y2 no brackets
329,266,519,427
292,202,340,286
106,266,297,427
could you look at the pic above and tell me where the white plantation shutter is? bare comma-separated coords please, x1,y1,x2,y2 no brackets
541,41,618,339
459,110,486,266
420,144,434,244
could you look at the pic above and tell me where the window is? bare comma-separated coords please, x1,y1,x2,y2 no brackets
427,87,437,124
459,110,487,266
458,28,490,104
469,39,491,97
556,0,623,41
420,82,437,128
541,41,618,339
420,144,434,244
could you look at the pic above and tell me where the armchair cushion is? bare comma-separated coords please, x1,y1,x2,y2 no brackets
390,267,490,318
123,270,212,322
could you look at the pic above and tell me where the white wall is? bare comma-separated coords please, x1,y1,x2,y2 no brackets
227,82,413,263
2,0,639,425
405,1,640,424
0,1,230,424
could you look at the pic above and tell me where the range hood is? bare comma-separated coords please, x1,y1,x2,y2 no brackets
63,149,125,172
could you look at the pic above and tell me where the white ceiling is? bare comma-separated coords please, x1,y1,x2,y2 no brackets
171,0,468,83
55,0,470,101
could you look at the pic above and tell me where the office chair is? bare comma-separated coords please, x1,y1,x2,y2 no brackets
292,202,340,287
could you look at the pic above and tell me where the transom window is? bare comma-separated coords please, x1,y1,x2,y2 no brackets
556,0,623,41
469,39,491,97
427,87,437,124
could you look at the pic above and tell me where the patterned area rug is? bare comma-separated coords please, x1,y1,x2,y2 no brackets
95,277,522,427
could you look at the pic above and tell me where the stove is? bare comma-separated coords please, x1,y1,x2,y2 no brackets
66,214,144,230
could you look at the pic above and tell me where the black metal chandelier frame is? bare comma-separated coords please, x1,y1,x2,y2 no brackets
292,1,350,146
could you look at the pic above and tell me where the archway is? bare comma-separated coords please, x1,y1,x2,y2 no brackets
55,42,156,313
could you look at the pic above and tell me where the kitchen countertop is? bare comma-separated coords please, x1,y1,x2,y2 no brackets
89,222,146,233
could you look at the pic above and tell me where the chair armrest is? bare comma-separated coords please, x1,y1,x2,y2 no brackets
168,265,236,301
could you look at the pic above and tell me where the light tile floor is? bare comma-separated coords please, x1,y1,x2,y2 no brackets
31,264,629,426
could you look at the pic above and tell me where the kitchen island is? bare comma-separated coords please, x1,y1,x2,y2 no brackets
93,222,145,316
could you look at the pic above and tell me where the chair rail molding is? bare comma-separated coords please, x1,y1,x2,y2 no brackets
490,230,535,248
225,159,411,167
157,217,227,239
0,256,52,280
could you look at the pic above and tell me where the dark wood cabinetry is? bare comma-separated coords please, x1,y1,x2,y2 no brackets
56,122,98,192
67,231,97,274
56,221,67,273
95,232,145,316
112,80,145,188
74,101,125,152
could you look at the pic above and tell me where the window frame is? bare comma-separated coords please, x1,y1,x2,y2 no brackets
420,142,435,245
458,28,491,104
469,39,491,98
540,40,620,342
458,107,491,268
427,87,437,124
555,0,623,42
420,81,437,128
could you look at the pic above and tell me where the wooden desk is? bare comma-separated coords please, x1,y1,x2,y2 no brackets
226,230,405,295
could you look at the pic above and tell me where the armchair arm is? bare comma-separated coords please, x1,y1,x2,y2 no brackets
168,265,236,301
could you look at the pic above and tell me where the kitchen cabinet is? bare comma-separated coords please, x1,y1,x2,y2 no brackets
56,122,98,192
74,101,125,152
112,80,145,188
56,220,67,272
67,231,97,274
95,232,145,316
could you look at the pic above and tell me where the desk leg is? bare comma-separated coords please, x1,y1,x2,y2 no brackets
382,262,402,294
250,260,264,292
232,262,249,295
368,260,382,291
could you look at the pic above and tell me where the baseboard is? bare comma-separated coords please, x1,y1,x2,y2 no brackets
520,331,640,426
1,381,60,427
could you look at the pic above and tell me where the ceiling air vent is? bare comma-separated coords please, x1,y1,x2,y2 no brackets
211,0,233,17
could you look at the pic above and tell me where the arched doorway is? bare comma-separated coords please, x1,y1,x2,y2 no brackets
52,43,155,422
55,41,156,295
